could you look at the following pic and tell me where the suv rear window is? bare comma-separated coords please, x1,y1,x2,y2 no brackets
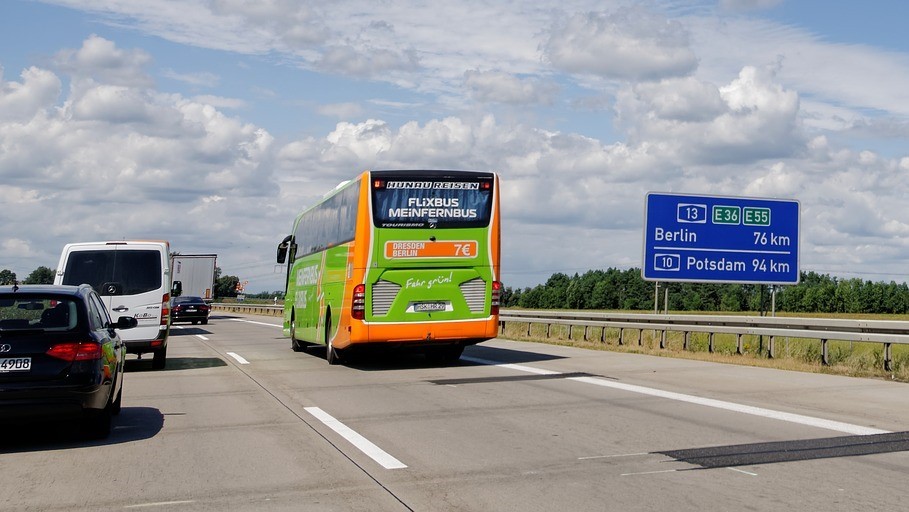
0,295,78,331
62,250,162,295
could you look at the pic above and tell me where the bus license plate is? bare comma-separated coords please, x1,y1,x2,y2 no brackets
414,302,446,312
0,357,31,372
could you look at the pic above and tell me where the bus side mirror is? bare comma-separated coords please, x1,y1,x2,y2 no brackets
277,235,293,264
172,280,183,297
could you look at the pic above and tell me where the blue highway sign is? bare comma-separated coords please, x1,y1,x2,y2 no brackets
642,193,800,284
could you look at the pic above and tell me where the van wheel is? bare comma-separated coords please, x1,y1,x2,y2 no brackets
152,347,167,370
325,315,341,365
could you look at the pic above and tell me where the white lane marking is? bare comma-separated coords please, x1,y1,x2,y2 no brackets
578,452,651,460
125,501,195,508
728,467,758,476
461,356,560,375
304,406,407,470
621,469,678,476
227,352,250,365
568,375,889,436
195,334,209,341
230,318,282,328
465,358,890,436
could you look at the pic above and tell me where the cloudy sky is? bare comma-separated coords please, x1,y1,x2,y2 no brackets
2,0,909,293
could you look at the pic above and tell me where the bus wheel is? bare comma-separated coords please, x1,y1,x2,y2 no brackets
290,317,303,352
325,315,341,365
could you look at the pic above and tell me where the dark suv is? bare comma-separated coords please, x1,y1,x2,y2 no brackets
0,284,137,438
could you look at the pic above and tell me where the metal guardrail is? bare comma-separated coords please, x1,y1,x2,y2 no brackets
499,310,909,371
212,304,908,371
212,303,283,317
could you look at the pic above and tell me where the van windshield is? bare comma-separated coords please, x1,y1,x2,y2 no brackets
62,250,162,295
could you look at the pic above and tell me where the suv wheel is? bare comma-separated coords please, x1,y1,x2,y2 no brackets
82,405,112,439
111,384,123,415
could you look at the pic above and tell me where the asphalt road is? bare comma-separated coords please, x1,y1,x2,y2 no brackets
2,312,909,511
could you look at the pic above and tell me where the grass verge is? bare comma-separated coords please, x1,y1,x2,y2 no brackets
500,322,909,382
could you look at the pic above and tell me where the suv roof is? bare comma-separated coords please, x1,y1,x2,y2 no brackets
0,284,93,297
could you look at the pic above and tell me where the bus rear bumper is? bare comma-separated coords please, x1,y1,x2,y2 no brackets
343,318,498,348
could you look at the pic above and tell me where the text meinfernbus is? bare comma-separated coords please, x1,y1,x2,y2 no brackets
276,170,501,364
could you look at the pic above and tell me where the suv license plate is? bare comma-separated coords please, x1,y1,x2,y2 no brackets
414,302,447,312
0,357,31,372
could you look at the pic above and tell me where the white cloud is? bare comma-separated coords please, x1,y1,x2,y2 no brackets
545,7,698,81
464,70,558,105
208,0,330,47
317,45,420,78
53,34,153,87
1,239,38,260
615,66,802,165
70,84,176,125
0,66,61,121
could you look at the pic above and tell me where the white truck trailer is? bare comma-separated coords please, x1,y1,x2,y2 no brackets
171,254,217,300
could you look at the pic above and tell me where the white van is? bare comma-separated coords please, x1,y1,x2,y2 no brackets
54,240,182,370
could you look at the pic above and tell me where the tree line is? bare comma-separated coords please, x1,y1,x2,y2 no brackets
6,265,908,314
501,269,909,315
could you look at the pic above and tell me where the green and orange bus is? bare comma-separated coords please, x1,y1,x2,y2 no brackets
276,169,501,364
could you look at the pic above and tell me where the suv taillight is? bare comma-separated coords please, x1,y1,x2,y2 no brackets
490,281,502,315
351,284,366,320
47,342,103,361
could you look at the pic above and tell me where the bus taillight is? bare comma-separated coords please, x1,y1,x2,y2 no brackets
490,281,502,315
351,284,366,320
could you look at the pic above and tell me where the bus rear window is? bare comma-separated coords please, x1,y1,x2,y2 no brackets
371,176,493,229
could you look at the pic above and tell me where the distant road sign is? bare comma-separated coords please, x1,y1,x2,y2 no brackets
643,193,800,284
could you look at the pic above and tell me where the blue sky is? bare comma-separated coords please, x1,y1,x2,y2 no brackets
2,0,909,293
